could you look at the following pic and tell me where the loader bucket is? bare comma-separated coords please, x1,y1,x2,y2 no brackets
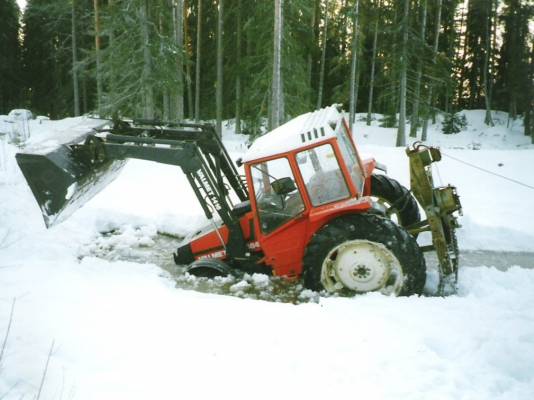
16,142,126,227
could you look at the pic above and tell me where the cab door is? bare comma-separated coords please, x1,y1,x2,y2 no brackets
248,156,309,277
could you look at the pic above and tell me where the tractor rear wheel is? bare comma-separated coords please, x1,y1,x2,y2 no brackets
302,214,426,296
371,174,420,229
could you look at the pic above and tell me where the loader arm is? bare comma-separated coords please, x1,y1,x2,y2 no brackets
16,119,250,260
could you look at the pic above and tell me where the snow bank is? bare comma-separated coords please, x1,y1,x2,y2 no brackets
1,259,533,400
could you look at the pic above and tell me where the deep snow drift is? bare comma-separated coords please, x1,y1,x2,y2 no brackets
1,110,534,399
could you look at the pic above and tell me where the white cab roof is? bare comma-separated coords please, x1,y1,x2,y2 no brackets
242,105,343,163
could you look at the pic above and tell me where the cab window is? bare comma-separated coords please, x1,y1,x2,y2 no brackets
297,144,350,206
251,158,305,234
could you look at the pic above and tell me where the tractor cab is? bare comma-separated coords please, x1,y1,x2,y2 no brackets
240,105,376,277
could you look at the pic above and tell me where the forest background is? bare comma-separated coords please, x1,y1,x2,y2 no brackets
0,0,533,144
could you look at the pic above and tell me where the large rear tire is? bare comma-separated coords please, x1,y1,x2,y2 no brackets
371,174,420,229
302,214,426,296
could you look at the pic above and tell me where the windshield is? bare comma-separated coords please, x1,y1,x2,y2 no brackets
251,158,305,234
297,144,350,206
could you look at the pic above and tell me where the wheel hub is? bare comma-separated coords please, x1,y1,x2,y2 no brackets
321,240,404,295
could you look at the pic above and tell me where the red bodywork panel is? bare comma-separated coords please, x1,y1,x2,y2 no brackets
187,120,378,278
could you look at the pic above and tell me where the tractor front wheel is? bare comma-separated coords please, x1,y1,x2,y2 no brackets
302,214,426,296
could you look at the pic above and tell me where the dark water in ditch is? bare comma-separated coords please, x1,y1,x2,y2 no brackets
82,229,534,303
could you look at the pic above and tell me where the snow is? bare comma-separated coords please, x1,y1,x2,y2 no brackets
1,109,534,399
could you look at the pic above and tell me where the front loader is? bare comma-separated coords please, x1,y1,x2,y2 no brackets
16,106,462,295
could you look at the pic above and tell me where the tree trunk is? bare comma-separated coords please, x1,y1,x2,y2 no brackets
396,0,409,147
174,0,184,120
310,0,320,103
422,0,442,142
72,0,80,116
141,0,154,119
316,0,328,110
81,63,87,114
457,3,467,106
366,0,379,126
93,0,102,115
529,38,534,142
183,0,194,118
483,0,494,126
194,0,202,121
235,0,242,134
216,0,224,136
409,0,427,137
271,0,283,129
349,0,360,131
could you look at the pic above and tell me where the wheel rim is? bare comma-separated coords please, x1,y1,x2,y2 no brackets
320,240,404,295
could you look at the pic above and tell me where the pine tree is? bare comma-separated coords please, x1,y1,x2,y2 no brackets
366,0,380,126
422,0,443,142
216,0,224,136
194,0,202,121
349,0,360,130
22,0,73,117
173,0,185,120
317,0,329,110
495,0,533,125
271,0,283,129
235,0,243,133
0,0,22,113
94,0,103,115
71,0,80,116
409,0,428,138
396,0,410,147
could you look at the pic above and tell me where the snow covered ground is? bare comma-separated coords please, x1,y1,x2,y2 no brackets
1,111,533,399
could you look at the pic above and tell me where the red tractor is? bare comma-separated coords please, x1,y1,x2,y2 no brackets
16,105,461,295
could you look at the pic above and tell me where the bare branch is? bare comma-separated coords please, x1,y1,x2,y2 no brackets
35,340,55,400
0,298,16,368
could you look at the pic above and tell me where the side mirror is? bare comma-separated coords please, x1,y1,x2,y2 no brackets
271,177,297,196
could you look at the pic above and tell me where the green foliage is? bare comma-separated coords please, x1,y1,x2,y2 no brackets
0,0,22,112
98,0,182,118
238,0,312,135
441,112,466,134
380,113,397,128
14,0,533,137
